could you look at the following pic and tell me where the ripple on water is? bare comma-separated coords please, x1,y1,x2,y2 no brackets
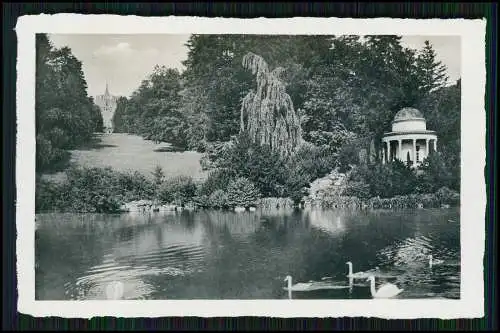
69,245,205,300
373,233,460,299
118,243,207,272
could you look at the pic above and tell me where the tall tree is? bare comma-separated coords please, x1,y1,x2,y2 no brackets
36,33,103,173
240,52,302,159
416,40,449,94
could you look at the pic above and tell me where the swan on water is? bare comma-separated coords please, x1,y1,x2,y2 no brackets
366,275,403,299
284,275,351,299
105,281,124,300
428,254,444,268
346,261,379,279
284,275,293,299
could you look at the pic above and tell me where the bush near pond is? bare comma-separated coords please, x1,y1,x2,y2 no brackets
157,175,197,206
313,186,459,209
36,166,157,213
36,166,264,213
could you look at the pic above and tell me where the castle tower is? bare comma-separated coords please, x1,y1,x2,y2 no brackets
95,83,118,134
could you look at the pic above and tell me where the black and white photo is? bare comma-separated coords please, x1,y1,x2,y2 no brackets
16,15,486,319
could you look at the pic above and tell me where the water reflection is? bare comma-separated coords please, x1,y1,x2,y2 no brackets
35,208,460,300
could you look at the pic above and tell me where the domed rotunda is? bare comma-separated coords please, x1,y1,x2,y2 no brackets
381,107,438,167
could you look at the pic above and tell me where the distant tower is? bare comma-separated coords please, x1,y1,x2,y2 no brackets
95,83,118,134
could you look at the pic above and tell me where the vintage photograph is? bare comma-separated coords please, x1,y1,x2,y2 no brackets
15,15,486,319
34,32,462,301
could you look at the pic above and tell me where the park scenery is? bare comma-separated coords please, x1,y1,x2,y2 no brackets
35,34,460,300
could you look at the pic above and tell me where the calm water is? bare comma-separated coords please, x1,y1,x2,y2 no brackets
35,208,460,300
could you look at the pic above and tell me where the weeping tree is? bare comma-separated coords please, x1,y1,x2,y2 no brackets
240,52,302,159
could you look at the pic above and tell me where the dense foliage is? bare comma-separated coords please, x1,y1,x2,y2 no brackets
112,66,186,148
36,34,103,173
344,151,459,200
109,35,458,176
35,167,156,213
37,34,461,212
35,165,262,213
108,33,459,204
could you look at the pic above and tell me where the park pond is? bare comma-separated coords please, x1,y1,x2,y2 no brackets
35,207,460,300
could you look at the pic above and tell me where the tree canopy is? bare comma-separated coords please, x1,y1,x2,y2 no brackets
36,33,103,173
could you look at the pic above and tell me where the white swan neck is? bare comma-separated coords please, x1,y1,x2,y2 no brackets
369,278,377,297
287,277,292,299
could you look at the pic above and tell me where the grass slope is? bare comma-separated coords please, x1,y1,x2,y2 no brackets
42,133,208,182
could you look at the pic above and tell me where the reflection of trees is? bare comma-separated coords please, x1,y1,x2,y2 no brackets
111,217,205,261
304,209,347,236
35,214,109,300
36,212,207,300
37,208,460,299
203,211,262,236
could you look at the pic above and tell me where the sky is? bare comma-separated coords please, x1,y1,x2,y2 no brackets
48,34,461,99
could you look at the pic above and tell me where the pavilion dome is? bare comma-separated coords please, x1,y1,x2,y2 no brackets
393,107,424,121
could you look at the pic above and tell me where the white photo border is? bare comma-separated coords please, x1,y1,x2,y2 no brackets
16,15,486,319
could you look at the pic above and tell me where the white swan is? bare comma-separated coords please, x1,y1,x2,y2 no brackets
284,275,294,299
346,261,379,279
105,281,124,300
428,254,444,268
366,275,403,299
284,275,350,299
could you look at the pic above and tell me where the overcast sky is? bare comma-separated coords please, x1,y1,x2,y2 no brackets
48,34,461,98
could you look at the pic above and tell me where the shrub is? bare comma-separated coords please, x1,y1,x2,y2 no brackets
283,142,338,203
35,176,66,212
114,171,156,203
435,186,460,206
418,153,455,192
208,189,229,209
342,181,371,199
197,169,236,197
283,168,311,204
362,160,418,198
200,140,235,171
338,141,360,172
226,177,261,208
158,175,197,205
151,165,165,185
64,167,125,212
214,133,288,197
36,134,71,173
258,197,295,209
36,166,158,213
287,142,337,180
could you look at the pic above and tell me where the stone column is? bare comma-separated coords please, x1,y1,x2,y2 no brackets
434,138,438,152
386,141,390,162
413,138,417,166
397,139,402,160
381,143,385,164
425,138,429,158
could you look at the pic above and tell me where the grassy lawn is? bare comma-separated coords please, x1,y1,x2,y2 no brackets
41,133,208,182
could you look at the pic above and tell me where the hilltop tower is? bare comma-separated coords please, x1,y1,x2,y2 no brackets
95,83,118,134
